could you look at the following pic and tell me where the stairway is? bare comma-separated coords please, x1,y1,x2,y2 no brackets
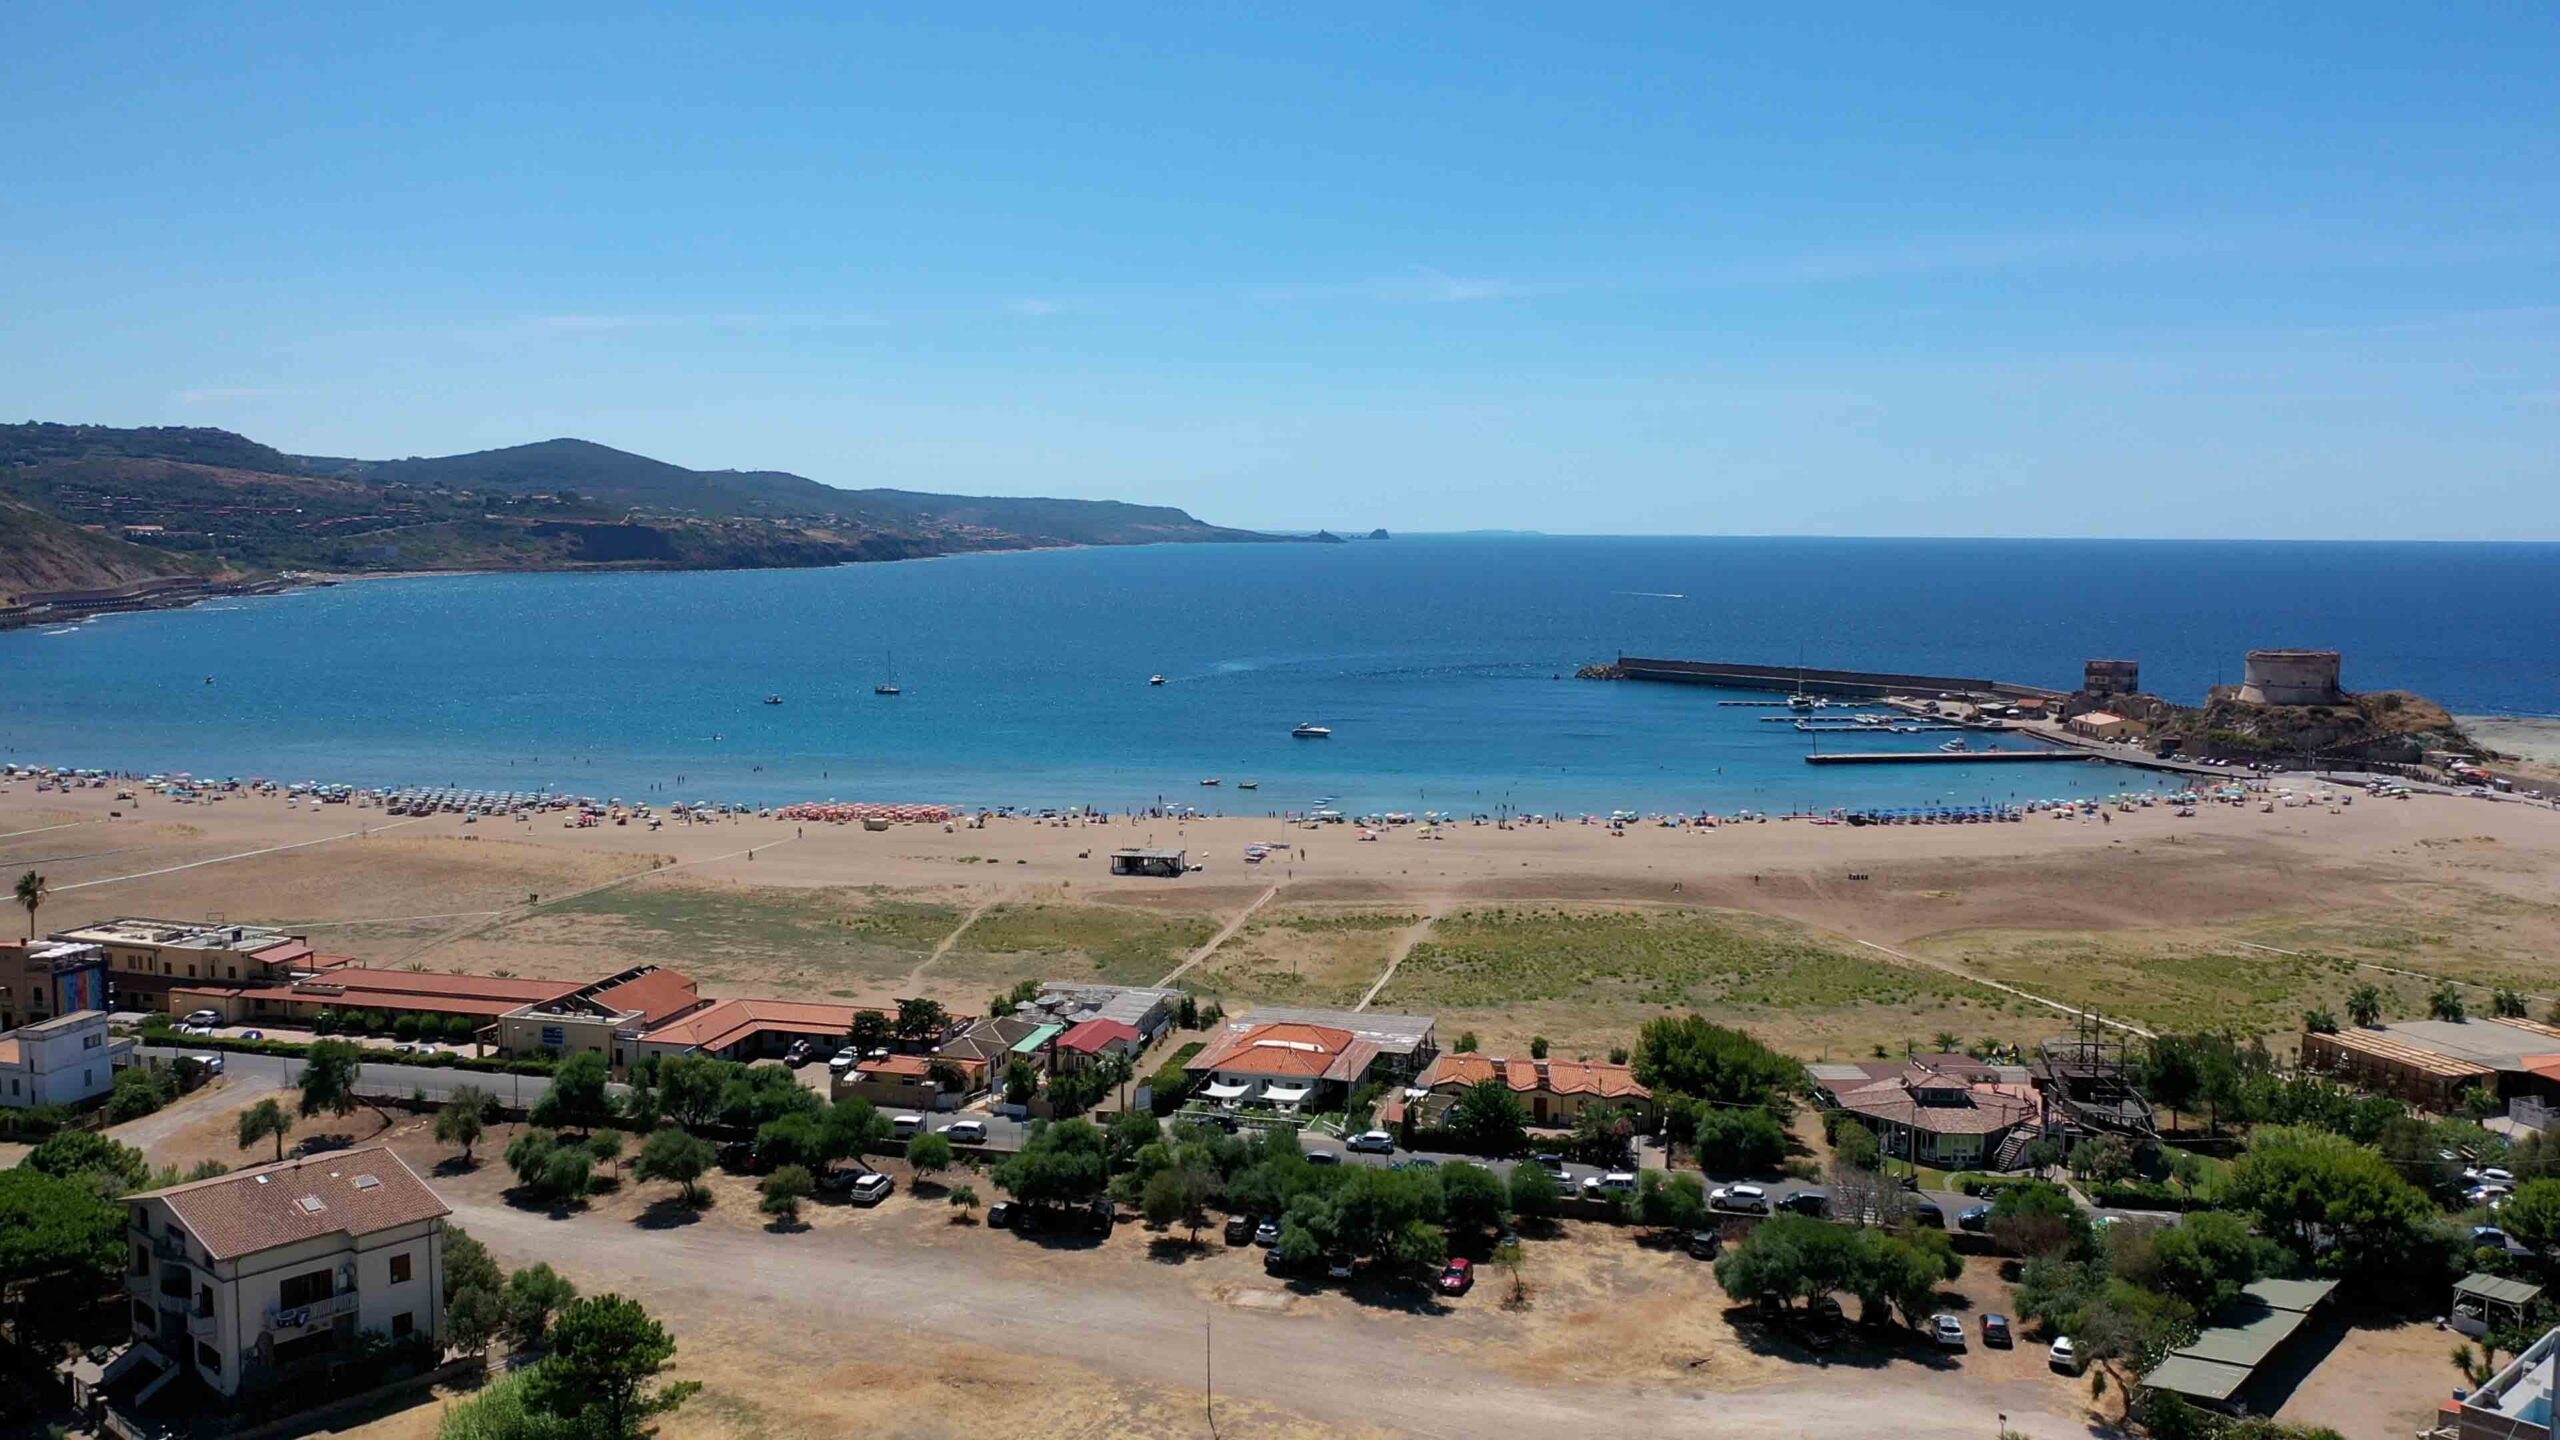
1989,1127,2038,1174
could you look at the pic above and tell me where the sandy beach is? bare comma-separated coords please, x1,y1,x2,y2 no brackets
11,769,2560,1061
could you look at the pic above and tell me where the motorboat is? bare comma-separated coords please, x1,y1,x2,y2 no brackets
1291,723,1332,738
1938,738,1970,753
1238,781,1259,790
764,695,784,705
1200,777,1222,787
1149,674,1167,686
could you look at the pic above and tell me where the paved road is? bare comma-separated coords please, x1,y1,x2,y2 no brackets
136,1045,558,1108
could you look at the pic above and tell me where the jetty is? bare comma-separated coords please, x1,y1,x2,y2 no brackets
1613,655,2065,702
1805,750,2093,766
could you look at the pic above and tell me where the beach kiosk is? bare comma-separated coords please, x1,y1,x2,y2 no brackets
1109,847,1188,878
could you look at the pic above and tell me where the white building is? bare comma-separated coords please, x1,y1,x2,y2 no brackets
124,1146,449,1398
0,1009,126,1108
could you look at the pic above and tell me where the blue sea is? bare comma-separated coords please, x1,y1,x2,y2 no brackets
6,537,2556,815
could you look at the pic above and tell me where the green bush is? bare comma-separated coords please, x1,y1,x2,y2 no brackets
1148,1042,1206,1117
394,1015,422,1042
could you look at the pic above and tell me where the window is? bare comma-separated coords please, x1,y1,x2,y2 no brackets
276,1268,336,1308
389,1253,412,1284
132,1246,149,1276
391,1311,414,1338
85,1032,103,1050
196,1340,222,1373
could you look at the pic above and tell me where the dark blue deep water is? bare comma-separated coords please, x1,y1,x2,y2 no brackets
5,537,2555,814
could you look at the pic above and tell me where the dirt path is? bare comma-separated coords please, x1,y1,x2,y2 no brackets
445,1191,2089,1439
902,888,1007,988
1155,883,1279,986
1852,936,2155,1038
398,833,803,963
52,816,429,892
110,1072,283,1153
1357,900,1450,1011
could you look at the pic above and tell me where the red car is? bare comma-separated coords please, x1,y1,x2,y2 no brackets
1438,1258,1474,1295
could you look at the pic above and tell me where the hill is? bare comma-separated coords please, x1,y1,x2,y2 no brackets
0,423,1275,594
0,495,221,603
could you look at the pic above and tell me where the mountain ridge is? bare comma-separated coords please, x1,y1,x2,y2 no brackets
0,423,1281,600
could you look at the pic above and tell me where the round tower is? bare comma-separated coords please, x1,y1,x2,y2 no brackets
2237,649,2342,706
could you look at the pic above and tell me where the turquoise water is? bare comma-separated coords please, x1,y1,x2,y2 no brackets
5,536,2555,814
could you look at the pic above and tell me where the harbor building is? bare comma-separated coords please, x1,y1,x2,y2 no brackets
1,1010,128,1109
2238,648,2345,705
118,1147,448,1400
2083,659,2142,697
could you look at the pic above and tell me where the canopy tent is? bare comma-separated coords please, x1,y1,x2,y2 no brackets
1262,1083,1314,1104
1201,1080,1251,1100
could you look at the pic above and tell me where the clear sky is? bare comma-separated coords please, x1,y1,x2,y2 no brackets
5,5,2554,538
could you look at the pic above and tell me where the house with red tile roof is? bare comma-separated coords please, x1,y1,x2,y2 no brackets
1187,1021,1384,1112
835,1051,989,1112
493,965,704,1071
1401,1053,1655,1129
122,1147,448,1399
1826,1061,2041,1168
637,997,882,1064
1055,1018,1142,1069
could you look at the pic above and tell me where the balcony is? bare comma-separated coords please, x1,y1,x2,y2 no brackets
263,1289,358,1333
187,1306,217,1339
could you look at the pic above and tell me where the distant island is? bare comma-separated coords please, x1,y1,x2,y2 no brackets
0,422,1293,603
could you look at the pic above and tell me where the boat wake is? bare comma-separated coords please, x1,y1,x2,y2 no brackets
1614,591,1686,599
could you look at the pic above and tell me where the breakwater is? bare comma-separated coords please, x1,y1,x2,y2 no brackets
1614,655,2066,701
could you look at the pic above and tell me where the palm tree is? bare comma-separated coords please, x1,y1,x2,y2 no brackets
2346,984,2384,1028
2431,982,2468,1024
13,870,45,941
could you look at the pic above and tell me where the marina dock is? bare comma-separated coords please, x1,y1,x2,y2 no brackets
1805,750,2093,766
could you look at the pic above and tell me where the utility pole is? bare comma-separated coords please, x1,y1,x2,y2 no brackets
1204,1311,1220,1439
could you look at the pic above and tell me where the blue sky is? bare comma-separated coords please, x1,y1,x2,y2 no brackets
4,4,2554,538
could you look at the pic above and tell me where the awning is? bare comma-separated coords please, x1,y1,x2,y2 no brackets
1263,1083,1313,1103
1202,1080,1251,1099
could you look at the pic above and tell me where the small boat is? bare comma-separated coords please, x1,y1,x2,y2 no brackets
764,695,784,705
1238,781,1259,790
1291,723,1332,738
1149,674,1167,686
875,651,901,696
1200,777,1222,787
1939,738,1970,753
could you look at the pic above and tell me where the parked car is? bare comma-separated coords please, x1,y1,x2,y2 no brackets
1981,1313,2013,1347
1957,1204,1992,1232
1086,1198,1115,1233
1437,1258,1474,1294
1263,1248,1300,1277
182,1008,223,1028
1347,1130,1396,1154
1583,1171,1639,1196
1253,1219,1282,1247
238,1029,265,1041
1687,1229,1721,1260
2049,1336,2082,1373
987,1202,1016,1229
847,1172,894,1206
1711,1183,1769,1213
1910,1201,1945,1228
188,1053,225,1075
1325,1255,1356,1280
942,1119,988,1143
783,1039,813,1067
1224,1215,1255,1246
1777,1189,1828,1217
891,1113,926,1138
1306,1150,1340,1166
828,1047,862,1073
1931,1314,1966,1349
177,1022,216,1037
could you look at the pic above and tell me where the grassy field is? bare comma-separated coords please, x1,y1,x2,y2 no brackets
936,901,1222,990
1184,907,1419,1009
470,881,961,994
1370,905,2036,1062
1911,893,2560,1040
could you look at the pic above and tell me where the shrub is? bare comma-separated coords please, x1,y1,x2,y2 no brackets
393,1014,422,1042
